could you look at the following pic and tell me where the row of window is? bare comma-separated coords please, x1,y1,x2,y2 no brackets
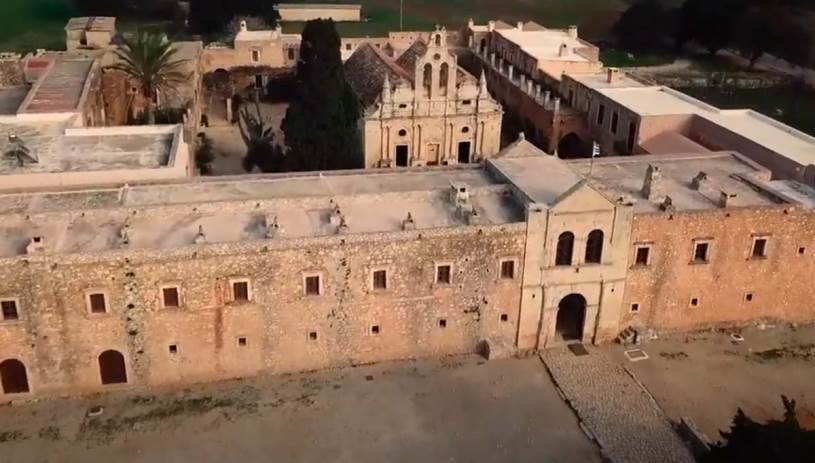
555,230,604,266
595,102,637,152
630,291,759,314
632,236,806,267
0,260,519,320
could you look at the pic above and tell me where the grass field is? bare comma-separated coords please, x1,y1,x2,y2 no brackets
0,0,631,53
0,0,76,52
683,83,815,137
281,0,630,39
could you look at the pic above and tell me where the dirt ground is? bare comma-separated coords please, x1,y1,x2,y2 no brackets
203,102,288,176
608,323,815,441
0,356,601,463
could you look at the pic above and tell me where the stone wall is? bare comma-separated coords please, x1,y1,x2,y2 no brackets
0,54,23,88
621,206,815,333
0,224,525,400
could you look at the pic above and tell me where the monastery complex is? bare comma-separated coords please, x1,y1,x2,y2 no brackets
0,12,814,400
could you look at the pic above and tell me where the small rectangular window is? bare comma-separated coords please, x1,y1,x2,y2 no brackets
689,297,700,308
168,344,178,355
630,303,640,313
287,48,295,60
372,270,387,290
436,264,451,284
345,43,352,50
611,111,619,134
438,319,447,328
89,293,107,314
251,49,260,63
237,336,248,347
1,300,19,320
305,276,321,296
162,287,180,308
693,242,710,263
635,246,650,266
500,260,515,279
370,325,380,335
308,331,318,341
745,292,754,303
752,237,767,258
798,246,807,255
596,103,605,126
232,281,249,302
500,313,509,322
462,99,472,105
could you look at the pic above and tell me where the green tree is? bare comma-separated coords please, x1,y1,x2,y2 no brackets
282,19,362,171
188,0,279,36
678,0,747,55
613,0,677,52
108,31,189,125
703,396,815,463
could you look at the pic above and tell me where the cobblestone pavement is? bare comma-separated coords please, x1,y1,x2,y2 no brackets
540,347,696,463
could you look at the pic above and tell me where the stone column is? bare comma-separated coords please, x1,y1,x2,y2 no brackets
508,65,514,82
225,97,233,123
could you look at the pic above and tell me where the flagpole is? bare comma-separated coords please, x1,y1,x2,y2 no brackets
589,141,599,178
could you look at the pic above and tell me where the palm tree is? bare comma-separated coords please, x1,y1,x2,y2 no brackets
109,31,188,125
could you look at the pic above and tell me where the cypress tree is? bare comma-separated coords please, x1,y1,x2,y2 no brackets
282,19,362,171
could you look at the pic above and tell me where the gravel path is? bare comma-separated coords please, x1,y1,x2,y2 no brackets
541,348,696,463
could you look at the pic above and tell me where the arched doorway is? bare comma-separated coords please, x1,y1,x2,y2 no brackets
0,359,30,394
98,350,127,385
557,133,591,159
556,294,586,341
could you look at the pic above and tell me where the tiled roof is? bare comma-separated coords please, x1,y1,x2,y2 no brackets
344,43,409,107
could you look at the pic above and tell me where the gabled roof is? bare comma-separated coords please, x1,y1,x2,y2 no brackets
394,39,427,77
344,43,410,107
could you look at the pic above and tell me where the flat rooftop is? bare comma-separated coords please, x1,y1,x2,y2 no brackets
568,152,783,213
597,85,815,167
0,168,524,257
568,71,648,90
0,117,173,175
0,87,28,115
490,155,582,206
496,28,590,63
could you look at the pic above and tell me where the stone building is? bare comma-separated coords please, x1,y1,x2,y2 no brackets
2,133,814,400
344,29,504,168
275,3,363,23
65,17,116,52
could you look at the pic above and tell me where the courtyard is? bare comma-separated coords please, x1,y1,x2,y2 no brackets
0,356,602,463
609,324,815,440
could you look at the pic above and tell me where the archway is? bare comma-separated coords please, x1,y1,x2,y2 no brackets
557,132,591,159
0,359,29,394
556,294,586,341
98,350,127,385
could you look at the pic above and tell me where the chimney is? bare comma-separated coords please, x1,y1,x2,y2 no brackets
329,203,343,226
468,18,475,28
606,68,620,84
558,43,568,57
25,236,45,254
568,25,578,39
719,190,737,208
336,216,350,234
488,21,496,32
642,164,663,201
239,20,247,32
517,21,524,31
402,212,416,231
266,215,281,238
691,171,709,191
193,225,206,244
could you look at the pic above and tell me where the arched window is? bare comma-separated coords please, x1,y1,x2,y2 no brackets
435,34,442,46
423,63,432,93
585,229,604,264
0,359,29,394
479,38,487,54
556,232,574,266
439,63,449,96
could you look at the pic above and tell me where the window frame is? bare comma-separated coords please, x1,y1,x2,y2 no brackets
250,48,260,63
229,278,252,303
435,262,453,285
751,236,769,259
303,272,323,297
86,290,109,315
691,239,712,264
0,297,20,322
610,111,619,135
371,268,389,291
160,284,182,309
634,244,652,267
499,258,517,280
596,103,606,127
